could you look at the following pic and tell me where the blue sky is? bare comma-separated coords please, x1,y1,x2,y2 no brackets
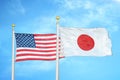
0,0,120,80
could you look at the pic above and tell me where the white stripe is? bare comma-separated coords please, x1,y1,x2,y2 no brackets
17,47,56,50
16,55,64,59
34,35,57,38
36,44,57,47
16,52,57,54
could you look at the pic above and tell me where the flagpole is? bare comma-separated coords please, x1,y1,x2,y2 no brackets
56,16,60,80
12,24,15,80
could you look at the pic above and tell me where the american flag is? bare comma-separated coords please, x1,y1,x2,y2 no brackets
15,33,64,62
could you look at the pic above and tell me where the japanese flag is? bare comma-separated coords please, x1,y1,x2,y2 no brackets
59,27,112,56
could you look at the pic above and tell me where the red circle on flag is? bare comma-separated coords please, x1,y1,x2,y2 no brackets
77,34,95,51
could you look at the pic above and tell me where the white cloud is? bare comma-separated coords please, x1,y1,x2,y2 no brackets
18,0,120,36
55,0,82,10
64,0,82,10
114,0,120,3
54,0,120,33
84,1,94,9
55,0,94,10
8,0,25,15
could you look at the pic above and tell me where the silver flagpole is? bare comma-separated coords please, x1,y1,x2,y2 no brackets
11,24,15,80
56,16,60,80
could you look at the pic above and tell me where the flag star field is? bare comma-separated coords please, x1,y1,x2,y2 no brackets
0,0,120,80
15,33,35,48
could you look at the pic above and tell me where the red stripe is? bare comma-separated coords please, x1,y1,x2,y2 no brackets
36,46,56,48
17,49,56,52
16,58,57,62
16,53,56,57
16,57,64,62
35,42,60,45
35,38,60,41
34,34,56,36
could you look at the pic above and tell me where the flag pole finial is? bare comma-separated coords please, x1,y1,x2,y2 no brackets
12,24,15,28
56,16,60,21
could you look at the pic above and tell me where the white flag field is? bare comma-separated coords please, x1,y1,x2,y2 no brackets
59,27,112,56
